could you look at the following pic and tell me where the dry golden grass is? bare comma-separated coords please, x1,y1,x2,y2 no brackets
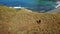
0,6,17,34
0,6,60,34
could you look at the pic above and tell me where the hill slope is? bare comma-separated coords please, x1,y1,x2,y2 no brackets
0,6,60,34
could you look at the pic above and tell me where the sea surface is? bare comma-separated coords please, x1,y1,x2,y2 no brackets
0,0,58,12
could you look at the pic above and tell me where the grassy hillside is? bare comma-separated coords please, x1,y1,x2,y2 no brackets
0,6,17,21
0,6,60,34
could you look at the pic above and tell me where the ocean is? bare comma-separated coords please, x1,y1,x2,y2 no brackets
0,0,57,12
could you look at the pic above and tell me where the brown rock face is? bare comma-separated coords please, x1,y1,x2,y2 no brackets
0,6,60,34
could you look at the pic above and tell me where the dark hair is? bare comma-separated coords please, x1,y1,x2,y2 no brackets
36,20,41,24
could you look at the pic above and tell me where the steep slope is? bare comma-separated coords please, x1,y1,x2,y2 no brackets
7,10,60,34
0,6,60,34
0,6,17,34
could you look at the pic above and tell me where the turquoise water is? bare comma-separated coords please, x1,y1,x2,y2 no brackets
0,0,57,12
